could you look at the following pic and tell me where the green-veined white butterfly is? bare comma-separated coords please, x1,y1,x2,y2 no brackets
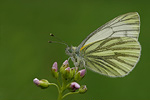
52,12,141,77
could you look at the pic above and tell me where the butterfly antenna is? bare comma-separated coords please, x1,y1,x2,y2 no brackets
49,33,69,47
48,41,68,46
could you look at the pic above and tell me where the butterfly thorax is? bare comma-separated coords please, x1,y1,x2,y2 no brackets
65,46,85,67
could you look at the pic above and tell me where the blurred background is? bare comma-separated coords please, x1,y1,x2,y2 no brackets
1,0,150,100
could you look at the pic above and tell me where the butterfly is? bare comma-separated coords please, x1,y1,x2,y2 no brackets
51,12,141,77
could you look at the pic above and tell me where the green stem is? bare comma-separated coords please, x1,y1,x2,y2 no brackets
57,76,68,100
57,78,61,88
57,91,62,100
57,83,66,100
49,83,63,100
57,80,64,100
62,91,79,99
48,83,60,93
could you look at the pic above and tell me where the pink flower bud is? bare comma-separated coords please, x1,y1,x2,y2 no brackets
33,78,50,89
70,82,80,91
52,62,58,72
78,69,86,77
63,60,68,66
79,85,87,94
60,60,69,75
33,78,40,85
65,67,70,72
71,67,78,71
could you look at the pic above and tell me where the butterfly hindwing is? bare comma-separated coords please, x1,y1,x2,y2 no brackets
80,37,141,77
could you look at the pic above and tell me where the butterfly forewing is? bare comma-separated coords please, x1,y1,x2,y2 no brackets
80,37,141,77
79,12,140,48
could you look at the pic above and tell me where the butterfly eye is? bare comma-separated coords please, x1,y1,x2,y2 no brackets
65,47,73,55
68,48,72,53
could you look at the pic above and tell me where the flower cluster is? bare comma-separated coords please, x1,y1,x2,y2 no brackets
33,60,87,100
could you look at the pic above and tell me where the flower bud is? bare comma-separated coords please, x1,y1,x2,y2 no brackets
62,67,71,79
78,69,86,77
68,82,80,92
69,67,76,79
63,60,69,66
33,78,49,89
74,69,86,81
51,62,59,79
79,85,87,94
65,67,70,72
60,60,69,74
71,67,78,72
33,78,40,85
52,62,58,72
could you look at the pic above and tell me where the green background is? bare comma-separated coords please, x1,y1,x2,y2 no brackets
1,0,150,100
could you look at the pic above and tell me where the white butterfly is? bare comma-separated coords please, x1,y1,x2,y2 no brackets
64,12,141,77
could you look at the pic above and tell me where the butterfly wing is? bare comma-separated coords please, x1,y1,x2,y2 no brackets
80,37,141,77
79,12,140,48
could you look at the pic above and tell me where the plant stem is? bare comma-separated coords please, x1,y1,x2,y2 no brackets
57,91,62,100
57,83,66,100
57,78,61,88
48,83,60,93
62,91,79,99
57,77,68,100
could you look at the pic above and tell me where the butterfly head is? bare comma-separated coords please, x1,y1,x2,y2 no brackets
65,46,84,67
65,46,79,56
65,47,72,56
